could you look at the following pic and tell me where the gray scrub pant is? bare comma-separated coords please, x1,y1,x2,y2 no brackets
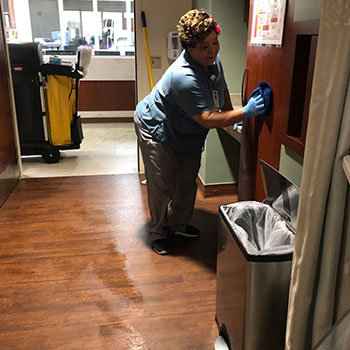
134,112,201,241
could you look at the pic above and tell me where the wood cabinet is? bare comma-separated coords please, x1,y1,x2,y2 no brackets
281,20,319,157
238,0,319,201
0,3,19,206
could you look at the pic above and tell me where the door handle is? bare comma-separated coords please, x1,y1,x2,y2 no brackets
241,68,248,106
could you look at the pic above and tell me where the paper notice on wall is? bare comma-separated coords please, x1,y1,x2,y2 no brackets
250,0,287,46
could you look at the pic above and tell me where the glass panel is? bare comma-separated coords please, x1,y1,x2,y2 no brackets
28,0,60,44
6,0,134,56
63,0,93,12
98,1,126,12
81,11,100,49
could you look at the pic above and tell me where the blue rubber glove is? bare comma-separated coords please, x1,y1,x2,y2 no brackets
233,121,243,131
243,93,265,119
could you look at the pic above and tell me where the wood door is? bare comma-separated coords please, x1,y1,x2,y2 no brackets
0,2,19,206
238,0,319,201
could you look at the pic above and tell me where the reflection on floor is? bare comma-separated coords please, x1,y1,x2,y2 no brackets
0,174,235,349
21,122,138,178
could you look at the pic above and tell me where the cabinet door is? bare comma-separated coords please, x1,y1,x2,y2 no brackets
0,3,19,206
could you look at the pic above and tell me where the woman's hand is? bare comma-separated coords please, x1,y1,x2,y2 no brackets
243,93,265,118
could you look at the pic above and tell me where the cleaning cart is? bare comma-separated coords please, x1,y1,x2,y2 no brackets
8,42,87,163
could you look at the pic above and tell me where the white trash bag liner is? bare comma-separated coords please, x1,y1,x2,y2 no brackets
222,201,294,256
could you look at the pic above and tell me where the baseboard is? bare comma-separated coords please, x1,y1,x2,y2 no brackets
137,173,237,198
80,111,134,123
196,176,238,198
0,163,19,208
81,117,133,123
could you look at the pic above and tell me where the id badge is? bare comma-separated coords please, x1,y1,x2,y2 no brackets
213,90,219,109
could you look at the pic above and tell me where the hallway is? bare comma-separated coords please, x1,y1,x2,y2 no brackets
0,173,237,349
21,122,138,178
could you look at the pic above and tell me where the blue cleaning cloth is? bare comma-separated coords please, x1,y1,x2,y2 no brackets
232,81,272,131
248,81,272,115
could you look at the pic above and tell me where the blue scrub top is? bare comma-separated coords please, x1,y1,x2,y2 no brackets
136,50,228,156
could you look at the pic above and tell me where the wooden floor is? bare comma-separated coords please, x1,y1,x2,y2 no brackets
0,174,237,350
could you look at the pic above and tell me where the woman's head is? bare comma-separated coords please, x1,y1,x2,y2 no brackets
177,9,220,49
178,9,220,67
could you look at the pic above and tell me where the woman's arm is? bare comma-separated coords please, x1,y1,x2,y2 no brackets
193,88,243,129
193,91,264,129
192,107,245,129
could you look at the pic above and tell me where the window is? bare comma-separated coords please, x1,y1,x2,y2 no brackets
5,0,134,56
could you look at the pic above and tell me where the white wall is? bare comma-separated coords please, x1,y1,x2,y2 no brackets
43,55,135,81
135,0,192,101
28,0,60,39
13,0,32,42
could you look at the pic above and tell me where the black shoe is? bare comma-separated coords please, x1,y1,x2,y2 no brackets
170,224,200,238
152,239,169,255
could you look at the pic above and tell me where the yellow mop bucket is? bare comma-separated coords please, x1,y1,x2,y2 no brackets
46,75,76,146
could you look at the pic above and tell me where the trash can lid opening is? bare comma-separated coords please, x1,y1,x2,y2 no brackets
260,160,300,233
222,202,295,257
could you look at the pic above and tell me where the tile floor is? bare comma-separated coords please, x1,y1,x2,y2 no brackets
21,122,138,178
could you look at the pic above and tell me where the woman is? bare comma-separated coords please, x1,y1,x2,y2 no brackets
134,9,264,255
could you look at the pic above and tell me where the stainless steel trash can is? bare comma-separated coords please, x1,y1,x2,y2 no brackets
215,160,300,350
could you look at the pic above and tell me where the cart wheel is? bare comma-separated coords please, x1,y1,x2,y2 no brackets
42,149,60,163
